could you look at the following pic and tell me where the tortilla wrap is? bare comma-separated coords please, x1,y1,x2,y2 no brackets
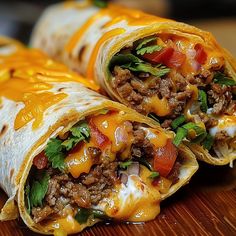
31,1,236,166
0,43,198,235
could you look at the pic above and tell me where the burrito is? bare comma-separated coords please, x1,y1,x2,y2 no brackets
0,43,198,235
31,1,236,166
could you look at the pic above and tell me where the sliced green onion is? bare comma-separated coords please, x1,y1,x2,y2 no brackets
182,122,207,143
202,134,214,150
173,127,188,147
136,36,157,50
149,171,160,179
182,122,205,135
171,115,186,129
192,132,208,144
198,90,208,113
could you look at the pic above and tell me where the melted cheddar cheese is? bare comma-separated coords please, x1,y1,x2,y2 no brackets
0,48,97,130
145,96,171,116
65,142,94,178
91,112,133,154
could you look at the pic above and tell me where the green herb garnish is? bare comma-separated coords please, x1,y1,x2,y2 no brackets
171,115,186,130
136,36,157,51
213,72,236,86
149,171,160,179
173,127,188,147
93,0,108,8
202,133,214,150
45,138,66,171
75,208,110,224
30,172,50,208
62,121,90,151
45,121,90,171
121,62,170,77
75,208,91,224
136,45,162,56
109,54,142,69
182,122,207,144
110,53,170,77
119,161,132,169
198,90,208,113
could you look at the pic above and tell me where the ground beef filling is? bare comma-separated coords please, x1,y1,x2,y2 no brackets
32,160,118,223
112,66,192,119
31,124,181,223
208,83,235,115
112,66,235,129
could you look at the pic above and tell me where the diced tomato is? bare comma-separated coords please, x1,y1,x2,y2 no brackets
89,119,111,149
143,47,186,68
143,47,174,65
166,50,186,68
153,139,178,177
194,43,207,64
33,152,48,169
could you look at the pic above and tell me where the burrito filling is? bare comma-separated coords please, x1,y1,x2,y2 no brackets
25,110,182,234
109,35,236,159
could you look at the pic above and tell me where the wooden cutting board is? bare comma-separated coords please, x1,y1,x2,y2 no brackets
0,163,235,236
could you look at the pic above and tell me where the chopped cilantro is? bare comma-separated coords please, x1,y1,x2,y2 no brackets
45,138,66,171
62,121,90,151
136,45,162,56
110,53,170,77
213,72,236,86
30,172,50,208
45,121,90,171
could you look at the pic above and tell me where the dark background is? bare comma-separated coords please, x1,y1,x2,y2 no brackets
0,0,235,55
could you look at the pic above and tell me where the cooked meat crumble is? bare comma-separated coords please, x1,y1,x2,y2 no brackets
32,160,119,223
30,122,182,224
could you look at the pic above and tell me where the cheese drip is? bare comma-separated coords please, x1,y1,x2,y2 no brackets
0,48,97,130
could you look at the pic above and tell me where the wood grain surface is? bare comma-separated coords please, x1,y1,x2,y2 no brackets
0,163,235,236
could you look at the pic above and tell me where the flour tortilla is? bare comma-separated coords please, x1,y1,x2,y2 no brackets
0,44,198,234
31,2,236,165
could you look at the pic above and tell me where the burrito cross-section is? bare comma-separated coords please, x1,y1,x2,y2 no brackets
31,2,236,166
0,41,198,235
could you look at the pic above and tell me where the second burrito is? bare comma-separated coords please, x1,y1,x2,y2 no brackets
31,1,236,166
